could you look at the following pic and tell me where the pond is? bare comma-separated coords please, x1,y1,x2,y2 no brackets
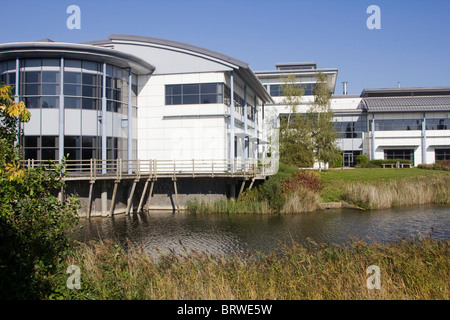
74,205,450,256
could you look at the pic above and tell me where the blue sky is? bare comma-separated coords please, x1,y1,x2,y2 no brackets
2,0,449,95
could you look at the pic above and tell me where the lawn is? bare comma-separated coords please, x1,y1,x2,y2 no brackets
319,167,449,184
318,168,450,203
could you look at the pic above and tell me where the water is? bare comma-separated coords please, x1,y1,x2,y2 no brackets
74,205,450,257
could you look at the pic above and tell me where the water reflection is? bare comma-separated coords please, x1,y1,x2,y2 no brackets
74,205,450,257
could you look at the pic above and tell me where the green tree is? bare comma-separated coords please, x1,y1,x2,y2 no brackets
310,72,340,170
278,75,315,167
0,85,79,299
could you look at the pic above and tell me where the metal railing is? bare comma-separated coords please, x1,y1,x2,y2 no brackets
21,158,278,180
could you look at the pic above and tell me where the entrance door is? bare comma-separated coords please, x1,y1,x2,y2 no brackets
343,152,354,167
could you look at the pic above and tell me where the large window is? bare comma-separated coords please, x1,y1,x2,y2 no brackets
269,83,316,96
435,149,450,161
23,135,59,160
384,149,414,162
165,83,224,105
372,119,422,131
334,119,367,139
21,58,61,109
426,119,450,130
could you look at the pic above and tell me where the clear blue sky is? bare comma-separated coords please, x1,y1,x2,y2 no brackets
2,0,449,95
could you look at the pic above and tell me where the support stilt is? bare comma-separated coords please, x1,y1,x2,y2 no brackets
87,181,94,219
173,178,180,212
137,179,150,213
145,180,155,211
109,180,119,216
237,179,246,201
126,179,138,215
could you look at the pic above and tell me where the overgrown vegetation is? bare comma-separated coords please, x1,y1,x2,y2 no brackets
0,85,79,299
418,160,450,171
53,236,450,300
186,163,322,214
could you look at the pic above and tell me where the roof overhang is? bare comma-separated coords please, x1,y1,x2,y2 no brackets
0,42,155,75
87,34,273,104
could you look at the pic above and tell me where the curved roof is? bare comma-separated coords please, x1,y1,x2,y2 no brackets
86,34,249,69
86,34,273,103
0,41,154,75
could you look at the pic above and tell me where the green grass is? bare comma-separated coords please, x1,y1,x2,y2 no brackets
319,168,450,204
319,168,449,184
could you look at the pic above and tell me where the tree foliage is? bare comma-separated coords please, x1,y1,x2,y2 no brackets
0,84,79,299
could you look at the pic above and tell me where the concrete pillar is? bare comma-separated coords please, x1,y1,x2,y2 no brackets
101,181,108,216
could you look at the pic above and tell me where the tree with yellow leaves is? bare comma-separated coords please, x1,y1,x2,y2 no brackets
0,84,79,299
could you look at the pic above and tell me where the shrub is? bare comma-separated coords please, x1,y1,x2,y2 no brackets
330,155,343,168
355,154,369,165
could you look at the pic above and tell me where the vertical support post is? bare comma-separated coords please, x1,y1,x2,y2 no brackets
137,179,150,213
101,181,108,216
422,112,427,165
237,179,246,201
254,95,258,160
126,179,138,215
87,181,94,218
145,180,155,211
128,68,133,174
244,85,248,163
109,180,119,216
101,61,107,175
229,71,235,173
59,57,65,162
173,178,180,212
15,58,20,147
371,114,375,160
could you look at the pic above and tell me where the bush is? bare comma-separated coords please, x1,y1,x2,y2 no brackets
330,155,343,168
0,85,80,299
355,154,369,165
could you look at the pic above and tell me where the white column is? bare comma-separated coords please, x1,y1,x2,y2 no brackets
229,71,235,172
59,57,65,162
101,62,107,174
128,68,133,174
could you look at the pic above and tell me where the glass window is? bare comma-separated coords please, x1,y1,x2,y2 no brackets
65,60,82,68
64,84,81,96
183,84,199,95
41,96,59,108
42,71,59,83
82,98,98,110
435,149,450,161
42,59,60,67
25,71,40,83
24,84,40,95
24,136,39,148
25,59,41,68
64,136,81,148
24,149,38,160
65,97,81,109
42,84,59,95
24,97,40,109
183,94,199,104
65,72,81,84
41,136,58,148
384,149,414,161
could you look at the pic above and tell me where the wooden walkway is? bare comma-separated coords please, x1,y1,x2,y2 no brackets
22,158,271,181
22,158,276,216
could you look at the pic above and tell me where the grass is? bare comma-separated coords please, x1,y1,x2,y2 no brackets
53,236,450,300
319,168,450,207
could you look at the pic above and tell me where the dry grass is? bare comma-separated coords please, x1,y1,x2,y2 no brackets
58,236,450,300
342,176,450,210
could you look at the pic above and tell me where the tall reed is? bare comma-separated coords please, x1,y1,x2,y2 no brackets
342,176,450,210
56,236,450,300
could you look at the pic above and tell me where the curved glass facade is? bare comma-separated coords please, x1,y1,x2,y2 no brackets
0,58,137,161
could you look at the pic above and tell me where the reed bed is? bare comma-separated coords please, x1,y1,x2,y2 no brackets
341,176,450,210
58,236,450,300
